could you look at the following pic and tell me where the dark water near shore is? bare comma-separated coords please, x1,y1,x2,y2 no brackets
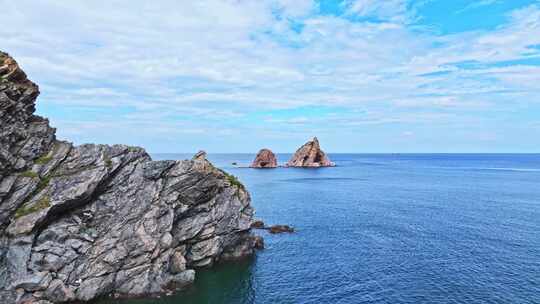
103,154,540,304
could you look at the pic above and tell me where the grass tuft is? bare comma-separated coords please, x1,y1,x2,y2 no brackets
104,155,113,169
35,155,53,165
18,174,51,207
221,170,245,192
36,175,51,191
20,171,39,178
15,195,51,219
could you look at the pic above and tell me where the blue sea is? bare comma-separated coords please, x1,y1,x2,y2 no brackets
105,154,540,304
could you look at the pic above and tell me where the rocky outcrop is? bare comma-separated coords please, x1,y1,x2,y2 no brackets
250,149,277,168
268,225,294,234
192,150,206,161
286,137,335,167
0,52,259,304
249,221,294,234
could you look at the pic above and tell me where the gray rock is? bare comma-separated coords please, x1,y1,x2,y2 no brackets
169,251,187,274
192,150,207,161
165,270,195,290
11,272,52,292
45,280,75,303
0,51,261,303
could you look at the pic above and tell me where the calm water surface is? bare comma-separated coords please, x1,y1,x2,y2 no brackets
102,154,540,304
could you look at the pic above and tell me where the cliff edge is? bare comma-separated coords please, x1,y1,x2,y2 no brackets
0,52,260,304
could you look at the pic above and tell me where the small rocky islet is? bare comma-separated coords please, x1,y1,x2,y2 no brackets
250,137,336,168
0,52,263,304
250,149,277,168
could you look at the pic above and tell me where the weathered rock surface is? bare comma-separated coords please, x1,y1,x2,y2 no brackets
286,137,335,167
250,149,277,168
0,51,260,304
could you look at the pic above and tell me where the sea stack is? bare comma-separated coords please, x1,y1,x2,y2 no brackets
0,51,260,304
286,137,335,167
250,149,277,168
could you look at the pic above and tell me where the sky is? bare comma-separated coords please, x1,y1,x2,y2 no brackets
2,0,540,153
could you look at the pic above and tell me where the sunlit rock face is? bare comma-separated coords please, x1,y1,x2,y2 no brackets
0,51,259,304
286,137,335,168
250,149,278,168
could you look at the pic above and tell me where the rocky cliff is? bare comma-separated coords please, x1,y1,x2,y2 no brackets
0,52,260,304
250,149,277,168
286,137,335,167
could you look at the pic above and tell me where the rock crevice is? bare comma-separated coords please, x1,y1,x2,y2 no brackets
0,52,259,304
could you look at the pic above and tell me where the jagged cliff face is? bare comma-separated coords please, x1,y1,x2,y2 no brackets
0,52,258,304
286,137,335,168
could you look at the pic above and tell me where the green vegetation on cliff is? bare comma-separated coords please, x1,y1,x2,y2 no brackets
15,195,51,218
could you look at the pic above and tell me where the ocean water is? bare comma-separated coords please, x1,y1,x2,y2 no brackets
103,154,540,304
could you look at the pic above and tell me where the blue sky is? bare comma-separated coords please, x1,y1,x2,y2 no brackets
2,0,540,153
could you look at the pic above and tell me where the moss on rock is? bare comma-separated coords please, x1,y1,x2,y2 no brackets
34,154,53,165
15,195,51,219
20,171,39,178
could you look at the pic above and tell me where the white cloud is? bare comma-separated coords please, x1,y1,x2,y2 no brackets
1,0,539,151
276,0,315,17
344,0,410,23
457,0,500,14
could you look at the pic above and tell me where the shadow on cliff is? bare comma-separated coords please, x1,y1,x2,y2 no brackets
97,257,257,304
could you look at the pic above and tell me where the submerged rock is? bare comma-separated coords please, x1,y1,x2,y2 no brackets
250,221,294,234
250,149,277,168
0,51,260,304
286,137,335,168
268,225,295,234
